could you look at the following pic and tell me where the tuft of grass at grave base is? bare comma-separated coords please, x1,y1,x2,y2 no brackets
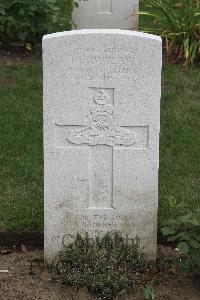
0,62,199,232
57,233,149,300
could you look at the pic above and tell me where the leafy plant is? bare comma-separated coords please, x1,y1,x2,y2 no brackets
57,233,149,300
139,0,200,65
0,0,78,49
144,283,155,300
161,197,200,276
57,0,79,29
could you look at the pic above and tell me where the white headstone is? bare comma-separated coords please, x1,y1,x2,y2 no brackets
43,29,162,264
73,0,139,29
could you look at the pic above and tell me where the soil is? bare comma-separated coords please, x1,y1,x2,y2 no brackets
0,232,43,249
0,47,41,65
0,245,199,300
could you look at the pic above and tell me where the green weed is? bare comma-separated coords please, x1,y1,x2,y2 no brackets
162,197,200,276
139,0,200,65
57,233,149,300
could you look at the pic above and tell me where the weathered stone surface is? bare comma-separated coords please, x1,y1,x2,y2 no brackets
73,0,139,30
43,29,162,264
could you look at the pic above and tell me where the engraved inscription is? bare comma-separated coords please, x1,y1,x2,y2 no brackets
66,89,136,147
65,64,135,81
59,214,137,239
63,46,136,81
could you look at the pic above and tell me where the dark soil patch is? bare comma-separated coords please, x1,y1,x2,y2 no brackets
0,246,199,300
0,232,43,249
0,47,41,65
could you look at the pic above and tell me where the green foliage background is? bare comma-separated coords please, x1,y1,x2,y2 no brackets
162,198,200,276
139,0,200,65
0,0,77,48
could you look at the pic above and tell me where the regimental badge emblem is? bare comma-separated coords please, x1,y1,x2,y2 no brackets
66,89,137,146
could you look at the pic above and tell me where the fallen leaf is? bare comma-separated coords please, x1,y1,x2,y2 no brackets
21,243,28,253
0,246,11,255
25,43,32,51
40,271,51,281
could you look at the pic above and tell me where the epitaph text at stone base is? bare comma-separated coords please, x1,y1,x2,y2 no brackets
43,29,162,264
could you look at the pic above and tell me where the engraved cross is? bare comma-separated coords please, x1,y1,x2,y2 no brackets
56,88,147,210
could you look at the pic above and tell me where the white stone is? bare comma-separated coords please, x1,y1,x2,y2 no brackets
43,29,162,264
73,0,139,30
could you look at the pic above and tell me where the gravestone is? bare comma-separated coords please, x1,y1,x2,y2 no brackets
73,0,139,29
43,29,162,264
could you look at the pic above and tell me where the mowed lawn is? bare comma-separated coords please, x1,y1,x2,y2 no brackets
0,62,199,232
0,64,43,231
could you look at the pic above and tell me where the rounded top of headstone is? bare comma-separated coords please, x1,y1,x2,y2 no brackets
43,29,161,43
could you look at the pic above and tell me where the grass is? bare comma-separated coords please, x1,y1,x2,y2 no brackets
0,64,43,231
159,64,200,223
0,62,199,231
